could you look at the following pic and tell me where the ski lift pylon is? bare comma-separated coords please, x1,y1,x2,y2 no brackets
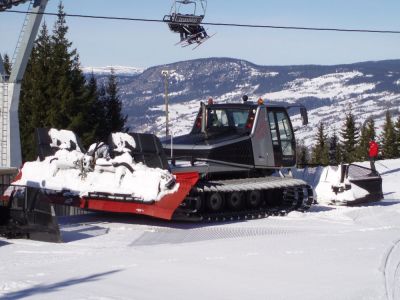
163,0,211,48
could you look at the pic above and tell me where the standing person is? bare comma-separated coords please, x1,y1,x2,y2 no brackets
369,139,379,172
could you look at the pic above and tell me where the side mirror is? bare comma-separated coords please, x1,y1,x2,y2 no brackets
201,101,207,135
300,107,308,126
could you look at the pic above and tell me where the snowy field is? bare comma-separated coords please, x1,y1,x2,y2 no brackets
1,159,400,300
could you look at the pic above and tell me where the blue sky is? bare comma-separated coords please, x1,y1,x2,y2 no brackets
1,0,400,68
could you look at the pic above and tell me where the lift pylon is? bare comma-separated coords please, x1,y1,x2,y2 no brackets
0,0,48,168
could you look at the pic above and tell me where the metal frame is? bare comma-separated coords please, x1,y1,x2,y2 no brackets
172,0,207,17
0,0,30,11
0,0,48,167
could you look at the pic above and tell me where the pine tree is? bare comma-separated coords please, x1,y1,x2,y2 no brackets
47,2,77,129
357,117,376,161
19,22,54,160
311,122,329,165
328,130,341,165
103,68,127,133
3,53,11,76
97,83,109,137
49,3,111,147
67,53,95,145
395,115,400,158
340,109,359,163
80,73,107,145
296,140,309,167
19,2,109,160
380,110,397,159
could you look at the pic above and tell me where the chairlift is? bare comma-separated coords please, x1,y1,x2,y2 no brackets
163,0,211,48
0,0,30,11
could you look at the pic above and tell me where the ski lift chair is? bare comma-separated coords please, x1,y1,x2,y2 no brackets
0,0,30,11
163,0,208,43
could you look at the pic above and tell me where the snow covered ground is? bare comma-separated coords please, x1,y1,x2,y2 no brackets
1,159,400,299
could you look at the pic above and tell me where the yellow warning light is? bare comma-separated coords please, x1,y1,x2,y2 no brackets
257,98,264,105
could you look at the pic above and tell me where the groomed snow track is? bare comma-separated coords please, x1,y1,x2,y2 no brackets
173,176,314,222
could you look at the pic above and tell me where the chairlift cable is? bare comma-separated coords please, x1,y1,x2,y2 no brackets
3,9,400,35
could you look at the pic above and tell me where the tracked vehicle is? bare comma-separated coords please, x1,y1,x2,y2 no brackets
0,97,313,242
163,97,314,220
1,97,316,242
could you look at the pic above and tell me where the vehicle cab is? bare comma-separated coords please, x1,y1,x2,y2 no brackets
163,97,306,175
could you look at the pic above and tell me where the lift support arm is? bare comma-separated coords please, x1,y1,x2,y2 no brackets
9,0,48,83
0,0,48,168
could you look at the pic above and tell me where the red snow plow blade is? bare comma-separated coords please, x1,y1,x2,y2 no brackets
77,172,199,220
0,172,198,243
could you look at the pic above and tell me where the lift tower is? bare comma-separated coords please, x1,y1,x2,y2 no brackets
0,0,48,167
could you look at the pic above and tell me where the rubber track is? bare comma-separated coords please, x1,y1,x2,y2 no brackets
175,177,314,222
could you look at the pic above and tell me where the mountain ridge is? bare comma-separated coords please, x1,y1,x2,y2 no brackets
86,57,400,146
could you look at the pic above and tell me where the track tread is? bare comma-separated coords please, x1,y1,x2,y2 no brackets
174,176,314,222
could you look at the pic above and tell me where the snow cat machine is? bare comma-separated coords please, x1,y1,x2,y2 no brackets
0,96,317,243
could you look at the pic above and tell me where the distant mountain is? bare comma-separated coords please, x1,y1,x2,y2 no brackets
82,66,144,77
85,58,400,147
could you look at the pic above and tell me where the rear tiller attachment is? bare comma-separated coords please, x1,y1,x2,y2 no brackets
0,185,61,242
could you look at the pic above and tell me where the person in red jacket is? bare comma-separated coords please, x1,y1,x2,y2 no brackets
369,139,379,172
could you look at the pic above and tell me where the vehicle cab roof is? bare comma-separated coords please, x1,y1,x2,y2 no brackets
206,101,286,109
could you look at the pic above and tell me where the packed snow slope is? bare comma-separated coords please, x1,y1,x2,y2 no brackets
88,58,400,146
1,159,400,300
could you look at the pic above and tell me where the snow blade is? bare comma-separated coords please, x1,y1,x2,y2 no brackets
344,164,383,205
81,172,199,220
328,164,383,205
0,186,62,243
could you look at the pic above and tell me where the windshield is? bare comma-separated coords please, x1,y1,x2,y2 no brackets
207,108,252,129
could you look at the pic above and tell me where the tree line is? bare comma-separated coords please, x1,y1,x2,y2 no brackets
297,108,400,166
4,2,126,161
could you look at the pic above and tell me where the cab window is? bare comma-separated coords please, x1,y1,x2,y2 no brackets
208,109,229,128
232,110,250,128
268,111,279,145
206,108,251,131
276,112,294,156
267,110,295,158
